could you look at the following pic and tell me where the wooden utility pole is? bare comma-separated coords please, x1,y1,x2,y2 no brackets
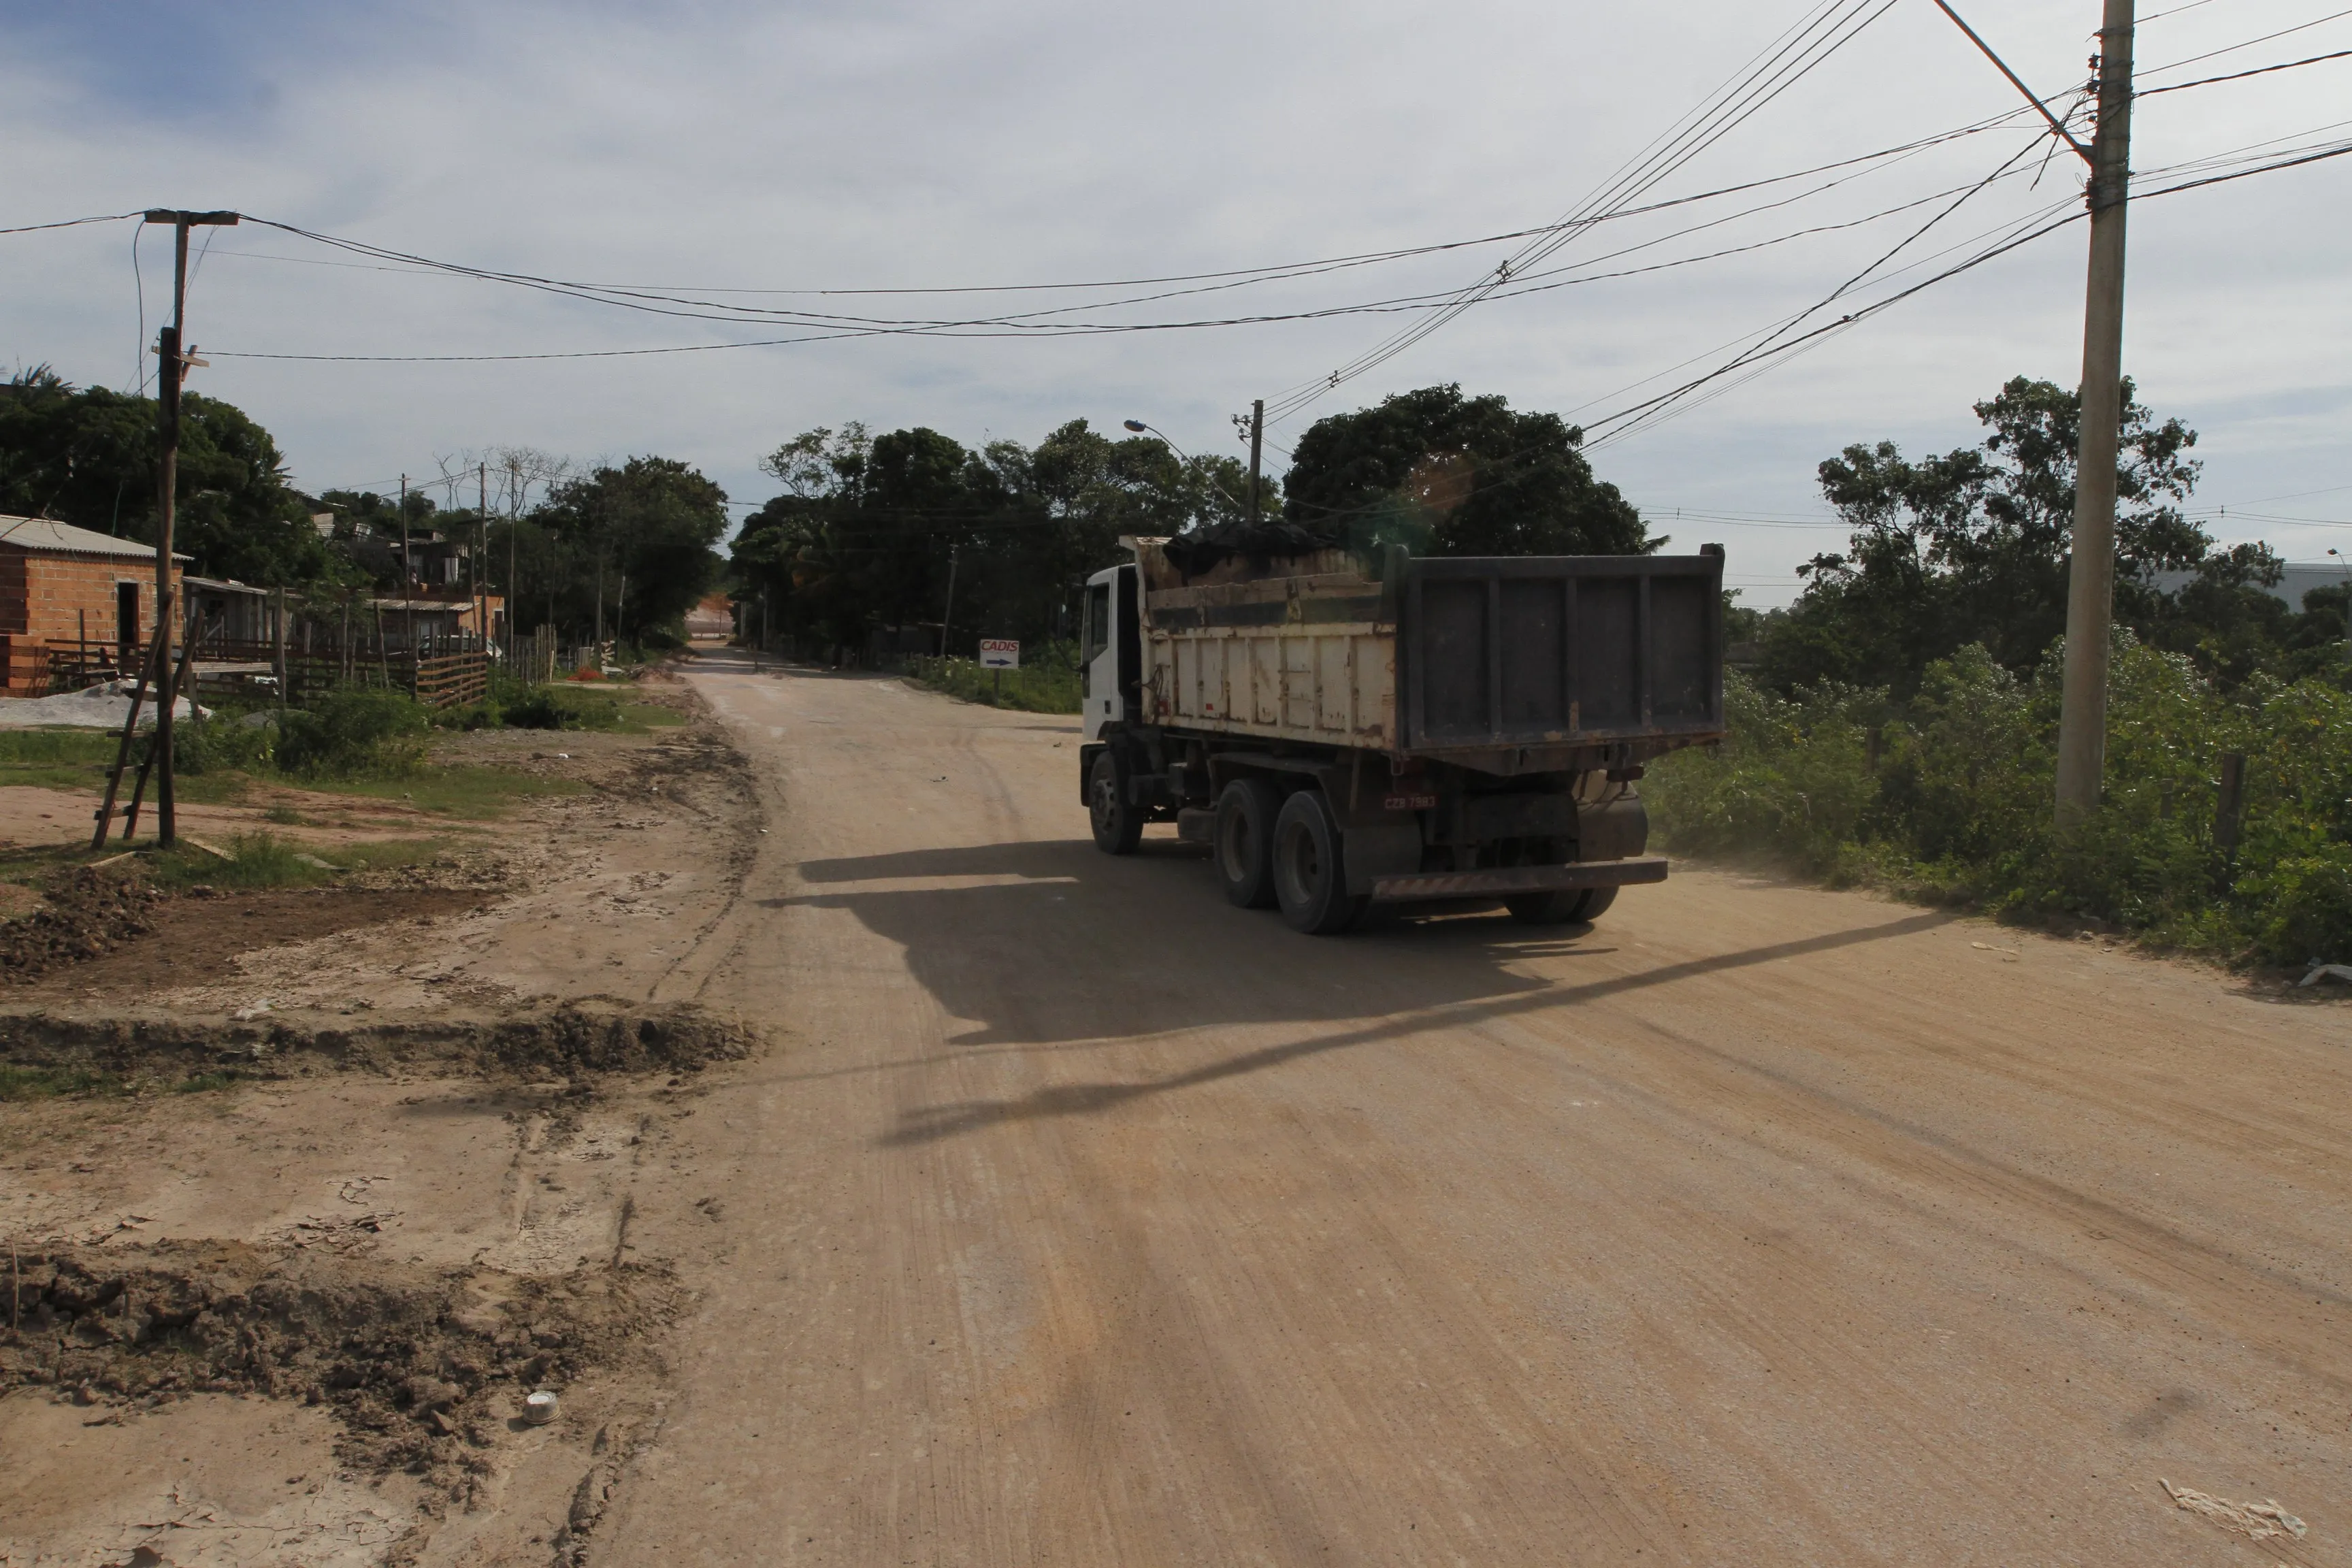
2053,0,2136,824
939,544,960,658
1245,398,1264,521
399,474,415,679
478,461,490,658
139,208,237,849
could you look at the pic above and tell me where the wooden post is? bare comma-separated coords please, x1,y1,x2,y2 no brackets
91,619,168,851
122,632,201,843
274,585,287,720
2214,751,2246,859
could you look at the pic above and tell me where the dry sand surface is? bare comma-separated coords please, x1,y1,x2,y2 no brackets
6,651,2351,1566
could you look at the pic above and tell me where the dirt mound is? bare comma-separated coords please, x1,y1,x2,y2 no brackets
1,1239,681,1505
9,885,489,1000
0,1000,758,1081
0,868,167,984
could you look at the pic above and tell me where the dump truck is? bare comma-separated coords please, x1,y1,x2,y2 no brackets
1077,536,1727,933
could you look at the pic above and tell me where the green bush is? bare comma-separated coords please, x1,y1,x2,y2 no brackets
172,710,280,774
1650,634,2352,965
904,645,1084,714
500,687,573,729
273,689,429,778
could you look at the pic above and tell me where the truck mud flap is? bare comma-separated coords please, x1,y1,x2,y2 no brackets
1368,855,1668,904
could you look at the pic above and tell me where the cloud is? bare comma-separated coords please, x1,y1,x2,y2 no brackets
5,0,2349,600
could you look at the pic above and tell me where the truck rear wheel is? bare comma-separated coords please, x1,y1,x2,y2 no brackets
1271,789,1367,934
1507,885,1618,926
1213,779,1281,908
1088,751,1143,855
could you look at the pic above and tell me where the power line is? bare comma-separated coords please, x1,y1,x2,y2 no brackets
0,210,144,237
1262,0,1905,424
2137,45,2352,97
2138,5,2352,78
225,113,2042,343
201,165,2063,362
1586,128,2064,448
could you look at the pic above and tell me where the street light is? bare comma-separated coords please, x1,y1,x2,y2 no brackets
1120,419,1243,515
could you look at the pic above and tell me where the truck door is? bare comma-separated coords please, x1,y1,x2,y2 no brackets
1080,564,1143,741
1081,570,1116,741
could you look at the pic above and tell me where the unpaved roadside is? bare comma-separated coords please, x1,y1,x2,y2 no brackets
1,672,766,1567
587,659,2352,1567
10,655,2352,1566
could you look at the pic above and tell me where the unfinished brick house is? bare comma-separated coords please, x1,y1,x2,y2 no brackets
0,515,186,696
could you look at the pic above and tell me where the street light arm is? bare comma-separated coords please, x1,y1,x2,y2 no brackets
1926,0,2095,165
1122,419,1246,518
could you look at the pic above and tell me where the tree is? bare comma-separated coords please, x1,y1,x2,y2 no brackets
730,417,1256,657
1279,384,1650,557
1759,376,2245,697
0,368,327,585
537,457,729,642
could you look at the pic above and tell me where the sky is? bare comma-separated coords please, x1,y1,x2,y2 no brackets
3,0,2347,606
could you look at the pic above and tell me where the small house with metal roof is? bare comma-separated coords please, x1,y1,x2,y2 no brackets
0,514,186,696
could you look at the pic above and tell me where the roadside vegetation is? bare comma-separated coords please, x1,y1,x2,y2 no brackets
904,644,1083,713
1652,377,2352,968
142,831,446,890
2,672,692,825
0,1063,244,1101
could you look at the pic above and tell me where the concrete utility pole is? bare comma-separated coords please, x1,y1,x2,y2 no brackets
939,544,960,658
1245,398,1264,521
399,474,416,681
2053,0,2137,825
142,208,238,849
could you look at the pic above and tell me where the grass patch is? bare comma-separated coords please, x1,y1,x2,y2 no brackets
613,699,687,731
0,1064,122,1100
312,765,582,819
485,683,685,734
903,655,1083,714
0,1063,243,1101
144,832,447,889
0,728,121,791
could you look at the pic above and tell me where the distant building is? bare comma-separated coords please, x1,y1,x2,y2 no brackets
0,515,186,696
685,592,734,641
2147,564,2351,611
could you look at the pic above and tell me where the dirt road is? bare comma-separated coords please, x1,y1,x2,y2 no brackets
574,657,2351,1566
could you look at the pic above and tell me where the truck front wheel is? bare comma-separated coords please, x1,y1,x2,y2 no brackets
1271,789,1367,934
1507,885,1618,926
1213,778,1281,908
1088,751,1143,855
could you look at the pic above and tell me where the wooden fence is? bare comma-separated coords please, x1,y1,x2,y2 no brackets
413,651,490,709
22,620,525,710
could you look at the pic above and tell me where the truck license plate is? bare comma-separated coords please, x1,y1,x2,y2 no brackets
1383,792,1437,811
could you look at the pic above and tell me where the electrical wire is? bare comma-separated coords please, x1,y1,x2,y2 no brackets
230,111,2035,343
2138,5,2352,79
0,210,144,237
204,166,2063,362
1585,128,2061,448
1262,0,1906,424
151,113,2034,316
200,125,2009,333
2138,45,2352,97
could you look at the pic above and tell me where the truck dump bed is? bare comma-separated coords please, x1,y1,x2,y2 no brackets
1134,540,1724,773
